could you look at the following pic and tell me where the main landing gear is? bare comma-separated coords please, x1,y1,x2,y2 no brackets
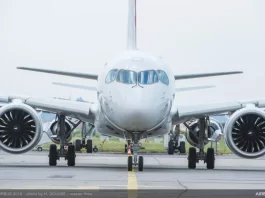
74,122,94,153
168,125,186,155
127,133,143,172
75,139,93,153
168,140,186,155
187,117,215,169
48,114,76,166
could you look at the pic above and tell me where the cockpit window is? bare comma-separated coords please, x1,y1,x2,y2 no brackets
157,70,169,85
138,70,159,85
116,69,137,84
105,69,118,84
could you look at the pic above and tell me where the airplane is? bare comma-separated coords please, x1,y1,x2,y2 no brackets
0,0,264,172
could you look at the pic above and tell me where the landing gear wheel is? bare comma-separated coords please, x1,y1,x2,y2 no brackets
67,145,76,166
86,139,92,153
49,144,57,166
168,140,174,155
37,147,42,152
128,156,133,171
75,139,81,151
93,147,98,153
179,142,186,154
138,156,143,171
188,147,196,169
206,148,215,169
125,144,128,153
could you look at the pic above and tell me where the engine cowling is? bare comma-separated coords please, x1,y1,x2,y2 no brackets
185,118,223,147
0,103,43,154
224,107,265,159
44,119,74,144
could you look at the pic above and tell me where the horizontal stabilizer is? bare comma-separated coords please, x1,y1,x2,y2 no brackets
175,85,215,92
17,67,98,80
174,71,243,80
52,82,97,91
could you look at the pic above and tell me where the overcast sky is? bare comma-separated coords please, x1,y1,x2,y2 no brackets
0,0,265,105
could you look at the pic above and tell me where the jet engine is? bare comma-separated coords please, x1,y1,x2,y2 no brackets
224,107,265,159
0,103,43,154
185,118,223,147
44,118,77,144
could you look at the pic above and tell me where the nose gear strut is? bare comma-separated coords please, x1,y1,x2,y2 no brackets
127,132,144,171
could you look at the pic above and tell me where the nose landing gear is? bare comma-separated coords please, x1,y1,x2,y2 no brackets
127,142,144,171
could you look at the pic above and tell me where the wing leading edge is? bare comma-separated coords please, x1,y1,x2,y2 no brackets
171,99,265,125
17,67,242,81
52,82,215,92
174,71,243,80
52,82,97,91
17,67,98,80
0,95,97,123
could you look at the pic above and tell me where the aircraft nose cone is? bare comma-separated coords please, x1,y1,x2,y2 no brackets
121,104,165,130
102,94,171,131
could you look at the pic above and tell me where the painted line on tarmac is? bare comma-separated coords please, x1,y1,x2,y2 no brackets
128,169,138,198
11,186,99,190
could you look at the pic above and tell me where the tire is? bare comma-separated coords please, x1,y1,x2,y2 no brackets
125,144,128,153
93,147,98,153
128,156,133,171
37,147,42,152
86,139,92,153
206,148,215,169
49,144,57,166
168,140,174,155
188,147,196,169
67,145,75,166
75,139,81,151
179,142,186,154
138,156,143,172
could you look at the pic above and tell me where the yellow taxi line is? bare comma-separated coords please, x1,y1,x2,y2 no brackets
11,186,99,190
128,168,138,198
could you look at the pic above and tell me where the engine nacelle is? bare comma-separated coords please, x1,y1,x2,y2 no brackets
185,118,223,148
0,103,43,154
44,118,74,144
224,107,265,159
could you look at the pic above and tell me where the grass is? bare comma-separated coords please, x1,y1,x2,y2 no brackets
41,135,233,155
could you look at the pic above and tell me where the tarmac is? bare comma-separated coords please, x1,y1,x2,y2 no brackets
0,151,265,197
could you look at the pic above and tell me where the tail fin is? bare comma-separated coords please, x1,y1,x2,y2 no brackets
127,0,137,50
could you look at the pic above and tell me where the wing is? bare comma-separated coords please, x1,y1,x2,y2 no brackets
174,71,242,80
17,67,242,81
0,95,97,123
52,82,97,91
53,82,214,92
175,85,215,92
171,99,265,125
17,67,98,80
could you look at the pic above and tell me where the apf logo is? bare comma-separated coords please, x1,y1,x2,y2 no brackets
256,192,265,196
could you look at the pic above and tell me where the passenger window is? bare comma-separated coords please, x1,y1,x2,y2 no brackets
157,70,169,85
105,69,118,84
138,70,159,85
116,69,137,84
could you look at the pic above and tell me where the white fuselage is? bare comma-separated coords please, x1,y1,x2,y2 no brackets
94,50,175,140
